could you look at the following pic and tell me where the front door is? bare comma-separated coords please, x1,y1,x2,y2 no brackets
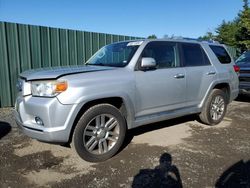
135,41,186,118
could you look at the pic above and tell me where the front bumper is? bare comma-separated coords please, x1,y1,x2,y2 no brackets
14,95,77,143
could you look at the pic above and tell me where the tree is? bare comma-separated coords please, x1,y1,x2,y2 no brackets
200,0,250,52
236,0,250,51
147,34,157,39
198,32,216,41
215,20,239,47
243,0,249,10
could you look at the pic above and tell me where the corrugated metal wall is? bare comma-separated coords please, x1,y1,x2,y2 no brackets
0,22,141,107
0,22,238,108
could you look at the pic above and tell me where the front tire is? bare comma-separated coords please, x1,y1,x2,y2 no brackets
72,104,126,162
199,89,227,125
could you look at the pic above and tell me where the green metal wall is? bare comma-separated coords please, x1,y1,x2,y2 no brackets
0,22,239,108
0,22,141,107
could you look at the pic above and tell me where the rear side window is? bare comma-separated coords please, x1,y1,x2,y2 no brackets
209,45,231,64
182,43,210,67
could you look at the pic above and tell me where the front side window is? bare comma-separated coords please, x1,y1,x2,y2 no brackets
182,43,210,66
141,41,179,68
86,41,141,67
209,45,231,64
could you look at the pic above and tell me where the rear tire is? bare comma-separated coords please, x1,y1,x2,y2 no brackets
199,89,227,125
72,104,126,162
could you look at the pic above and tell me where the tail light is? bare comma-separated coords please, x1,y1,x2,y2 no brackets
233,65,240,73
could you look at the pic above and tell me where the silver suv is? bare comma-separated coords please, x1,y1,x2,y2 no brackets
15,39,239,162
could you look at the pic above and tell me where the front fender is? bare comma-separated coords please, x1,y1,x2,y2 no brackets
79,92,135,129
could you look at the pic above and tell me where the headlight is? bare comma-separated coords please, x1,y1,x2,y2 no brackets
31,80,68,97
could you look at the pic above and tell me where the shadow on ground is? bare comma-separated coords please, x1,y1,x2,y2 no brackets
0,121,11,140
215,160,250,187
132,152,183,188
121,115,197,150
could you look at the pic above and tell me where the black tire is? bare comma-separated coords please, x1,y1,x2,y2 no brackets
72,104,126,162
199,89,227,125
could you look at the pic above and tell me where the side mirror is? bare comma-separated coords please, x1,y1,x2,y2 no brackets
141,57,157,71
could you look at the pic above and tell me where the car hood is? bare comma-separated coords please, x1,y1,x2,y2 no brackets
20,65,115,81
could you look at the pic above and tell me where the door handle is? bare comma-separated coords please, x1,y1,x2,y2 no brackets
174,74,185,79
206,71,216,75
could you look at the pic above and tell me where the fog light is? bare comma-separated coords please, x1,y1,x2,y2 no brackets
35,117,44,126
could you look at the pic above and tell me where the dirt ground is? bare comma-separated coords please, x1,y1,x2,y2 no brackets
0,97,250,188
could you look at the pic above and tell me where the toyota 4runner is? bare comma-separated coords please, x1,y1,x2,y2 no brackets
15,39,239,162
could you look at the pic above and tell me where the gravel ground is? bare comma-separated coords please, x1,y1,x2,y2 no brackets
0,97,250,188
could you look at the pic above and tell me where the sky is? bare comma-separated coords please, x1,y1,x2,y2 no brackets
0,0,244,38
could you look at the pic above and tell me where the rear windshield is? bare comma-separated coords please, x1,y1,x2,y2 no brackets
209,45,231,64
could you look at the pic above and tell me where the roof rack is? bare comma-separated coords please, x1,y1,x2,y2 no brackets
200,40,220,44
182,37,221,44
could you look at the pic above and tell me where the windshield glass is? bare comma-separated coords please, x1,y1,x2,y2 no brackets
236,51,250,65
86,41,142,67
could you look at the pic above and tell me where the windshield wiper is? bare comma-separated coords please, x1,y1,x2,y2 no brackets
86,63,124,67
86,63,106,66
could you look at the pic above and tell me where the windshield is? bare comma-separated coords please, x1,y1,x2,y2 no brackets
236,51,250,65
86,41,142,67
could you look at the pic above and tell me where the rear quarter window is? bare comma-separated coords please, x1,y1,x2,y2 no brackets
209,45,231,64
181,43,210,67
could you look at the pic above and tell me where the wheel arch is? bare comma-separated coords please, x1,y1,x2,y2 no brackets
200,82,231,109
213,83,230,103
67,96,133,144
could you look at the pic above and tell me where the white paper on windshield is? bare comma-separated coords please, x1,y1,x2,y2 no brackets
127,41,144,46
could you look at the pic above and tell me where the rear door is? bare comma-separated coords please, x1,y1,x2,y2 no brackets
181,42,216,107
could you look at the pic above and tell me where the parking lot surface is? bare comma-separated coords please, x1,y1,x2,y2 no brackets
0,98,250,188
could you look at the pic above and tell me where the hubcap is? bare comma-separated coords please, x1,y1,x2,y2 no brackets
210,95,225,121
83,114,120,155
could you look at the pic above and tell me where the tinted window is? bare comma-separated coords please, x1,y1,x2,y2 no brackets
209,45,231,64
236,51,250,65
141,42,179,68
182,43,210,66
